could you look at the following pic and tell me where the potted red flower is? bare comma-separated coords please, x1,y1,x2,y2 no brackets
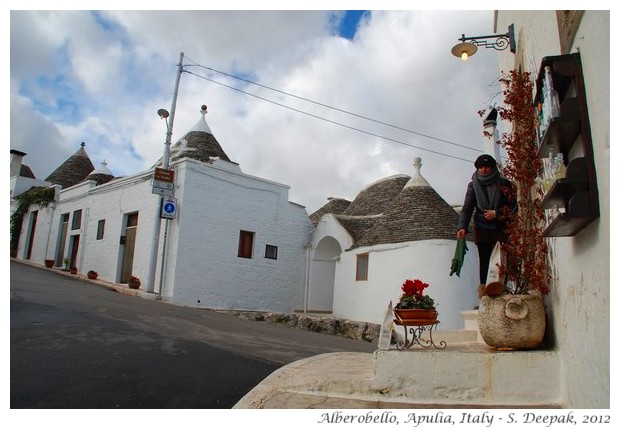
394,278,437,322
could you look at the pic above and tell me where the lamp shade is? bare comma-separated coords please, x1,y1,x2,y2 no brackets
451,42,478,60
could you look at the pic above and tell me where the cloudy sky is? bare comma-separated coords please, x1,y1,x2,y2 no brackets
11,7,513,214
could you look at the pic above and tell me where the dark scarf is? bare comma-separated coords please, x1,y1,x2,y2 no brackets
472,167,501,211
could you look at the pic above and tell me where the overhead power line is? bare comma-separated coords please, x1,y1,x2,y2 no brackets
183,56,484,163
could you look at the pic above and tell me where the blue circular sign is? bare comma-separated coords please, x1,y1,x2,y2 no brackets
164,202,175,213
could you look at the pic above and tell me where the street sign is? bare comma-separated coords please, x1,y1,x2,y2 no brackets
161,197,177,219
155,168,175,182
152,168,175,196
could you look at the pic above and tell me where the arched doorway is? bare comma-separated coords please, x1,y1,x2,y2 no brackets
309,236,342,313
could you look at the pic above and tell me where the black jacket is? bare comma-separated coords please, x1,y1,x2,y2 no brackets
457,177,516,234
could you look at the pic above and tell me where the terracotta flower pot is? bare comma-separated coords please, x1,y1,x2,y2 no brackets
44,259,54,268
394,308,438,321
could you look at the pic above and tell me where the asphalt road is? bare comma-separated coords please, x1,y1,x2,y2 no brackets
10,260,375,409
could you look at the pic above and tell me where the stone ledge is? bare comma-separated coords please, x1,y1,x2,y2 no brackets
211,309,381,343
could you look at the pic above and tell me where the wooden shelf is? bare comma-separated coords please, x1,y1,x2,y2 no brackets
542,212,595,237
537,97,581,158
541,177,589,209
535,53,599,237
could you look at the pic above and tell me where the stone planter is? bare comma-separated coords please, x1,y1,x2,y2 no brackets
478,294,546,349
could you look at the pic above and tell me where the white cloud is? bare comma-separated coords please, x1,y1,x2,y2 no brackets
10,9,504,213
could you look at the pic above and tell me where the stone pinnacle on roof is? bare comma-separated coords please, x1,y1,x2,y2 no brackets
403,157,431,188
87,160,115,185
45,142,95,189
190,105,213,134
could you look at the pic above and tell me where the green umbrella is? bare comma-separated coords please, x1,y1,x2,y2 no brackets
449,239,469,277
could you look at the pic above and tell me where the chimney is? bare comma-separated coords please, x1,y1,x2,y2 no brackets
482,108,501,163
10,149,27,177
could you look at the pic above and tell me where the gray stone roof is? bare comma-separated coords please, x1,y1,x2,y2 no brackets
163,106,232,166
351,185,458,249
311,157,458,250
332,214,380,243
20,164,36,179
45,142,95,189
309,197,351,227
343,175,411,216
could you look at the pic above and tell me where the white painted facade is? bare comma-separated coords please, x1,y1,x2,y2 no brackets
496,10,609,408
331,240,479,329
309,163,479,330
14,120,314,314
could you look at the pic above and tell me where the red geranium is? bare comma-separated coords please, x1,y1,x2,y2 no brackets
401,279,429,297
396,278,435,310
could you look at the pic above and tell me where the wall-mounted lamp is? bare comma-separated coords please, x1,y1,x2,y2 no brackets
451,24,516,60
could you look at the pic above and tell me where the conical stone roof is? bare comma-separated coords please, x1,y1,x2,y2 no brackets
86,160,115,185
45,142,95,189
20,164,36,179
309,197,351,227
351,158,458,248
164,105,232,165
343,175,411,216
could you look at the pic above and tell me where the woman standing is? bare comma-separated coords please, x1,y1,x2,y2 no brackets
457,154,516,298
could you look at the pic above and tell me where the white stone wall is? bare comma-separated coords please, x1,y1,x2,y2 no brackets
496,10,610,408
309,214,355,312
15,159,315,314
331,239,479,329
166,159,314,313
17,173,160,283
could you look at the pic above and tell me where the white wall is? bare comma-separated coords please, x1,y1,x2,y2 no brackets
309,214,356,312
16,158,315,315
332,239,479,329
169,159,314,313
17,172,163,284
496,10,610,408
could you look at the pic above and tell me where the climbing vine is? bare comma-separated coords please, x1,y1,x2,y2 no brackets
10,186,55,257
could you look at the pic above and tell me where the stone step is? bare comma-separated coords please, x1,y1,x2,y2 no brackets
368,343,560,407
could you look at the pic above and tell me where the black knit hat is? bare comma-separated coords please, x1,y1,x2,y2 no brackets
474,154,497,168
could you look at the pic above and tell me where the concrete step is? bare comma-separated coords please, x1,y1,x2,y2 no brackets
369,343,560,408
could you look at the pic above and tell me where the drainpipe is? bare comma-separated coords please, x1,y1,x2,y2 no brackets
304,245,311,313
43,185,60,261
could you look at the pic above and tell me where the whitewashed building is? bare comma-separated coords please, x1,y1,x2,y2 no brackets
12,108,314,313
308,158,479,329
493,10,609,408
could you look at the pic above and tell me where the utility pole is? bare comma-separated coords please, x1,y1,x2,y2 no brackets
147,51,184,297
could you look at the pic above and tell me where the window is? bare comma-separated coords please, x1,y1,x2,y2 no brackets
265,245,278,260
356,253,369,281
71,209,82,230
238,230,254,259
96,219,105,240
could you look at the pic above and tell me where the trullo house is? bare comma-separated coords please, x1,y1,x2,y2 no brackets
307,157,478,329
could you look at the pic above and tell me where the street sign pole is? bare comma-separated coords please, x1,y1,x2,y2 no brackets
147,51,184,299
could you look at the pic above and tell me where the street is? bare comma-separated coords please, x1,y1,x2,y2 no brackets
10,260,375,408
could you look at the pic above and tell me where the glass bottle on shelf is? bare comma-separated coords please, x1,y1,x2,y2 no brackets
542,148,555,193
553,153,566,180
543,66,560,129
536,102,544,144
